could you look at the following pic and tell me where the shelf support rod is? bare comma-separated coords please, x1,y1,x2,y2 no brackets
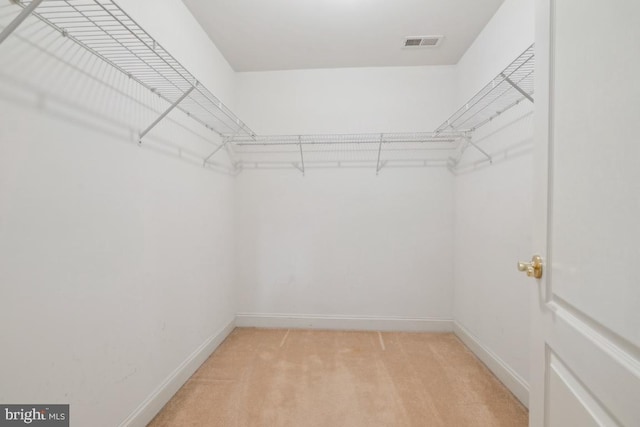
0,0,46,45
376,133,384,175
203,127,242,167
223,141,239,171
139,84,196,143
466,137,493,164
202,137,229,167
500,73,534,103
298,136,305,176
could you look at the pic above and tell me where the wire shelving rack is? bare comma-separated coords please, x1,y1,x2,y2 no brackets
6,0,255,141
230,132,464,174
435,44,535,166
436,45,534,135
1,1,534,174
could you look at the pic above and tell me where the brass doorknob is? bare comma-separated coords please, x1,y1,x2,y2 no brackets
517,255,543,279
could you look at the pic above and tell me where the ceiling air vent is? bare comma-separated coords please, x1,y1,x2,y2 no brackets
403,36,443,48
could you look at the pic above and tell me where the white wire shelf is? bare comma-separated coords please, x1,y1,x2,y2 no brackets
13,0,255,139
230,132,463,146
230,132,464,174
435,44,534,134
0,1,534,174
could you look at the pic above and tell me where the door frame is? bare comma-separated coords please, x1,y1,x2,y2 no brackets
530,0,552,424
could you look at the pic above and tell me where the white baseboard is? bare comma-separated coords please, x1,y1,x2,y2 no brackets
453,321,529,408
236,313,453,332
119,318,236,427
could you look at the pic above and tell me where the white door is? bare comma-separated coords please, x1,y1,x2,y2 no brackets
529,0,640,426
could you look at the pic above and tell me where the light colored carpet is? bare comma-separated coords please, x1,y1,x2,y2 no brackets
148,328,527,426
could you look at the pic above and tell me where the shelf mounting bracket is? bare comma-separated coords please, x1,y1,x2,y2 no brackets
448,134,468,170
298,136,305,176
203,137,229,167
139,84,196,143
223,141,239,171
466,136,493,164
203,127,242,167
500,73,534,103
376,133,384,175
0,0,45,45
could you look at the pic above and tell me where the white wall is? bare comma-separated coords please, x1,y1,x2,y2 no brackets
0,1,238,426
235,66,456,134
452,0,534,404
235,168,454,324
234,66,457,325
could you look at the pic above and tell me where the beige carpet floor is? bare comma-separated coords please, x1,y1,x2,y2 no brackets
148,328,528,426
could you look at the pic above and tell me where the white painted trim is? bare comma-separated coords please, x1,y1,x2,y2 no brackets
453,321,529,408
119,318,236,427
236,313,453,332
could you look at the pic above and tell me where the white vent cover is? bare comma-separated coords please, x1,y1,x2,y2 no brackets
403,36,443,48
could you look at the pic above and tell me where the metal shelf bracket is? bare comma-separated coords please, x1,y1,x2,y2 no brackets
298,136,305,176
139,84,197,143
466,136,493,164
500,73,534,103
376,133,384,175
203,126,244,167
202,138,229,167
0,0,45,45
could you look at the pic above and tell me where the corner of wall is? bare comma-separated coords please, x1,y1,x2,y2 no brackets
450,0,534,409
455,0,535,103
119,318,236,427
453,322,529,407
